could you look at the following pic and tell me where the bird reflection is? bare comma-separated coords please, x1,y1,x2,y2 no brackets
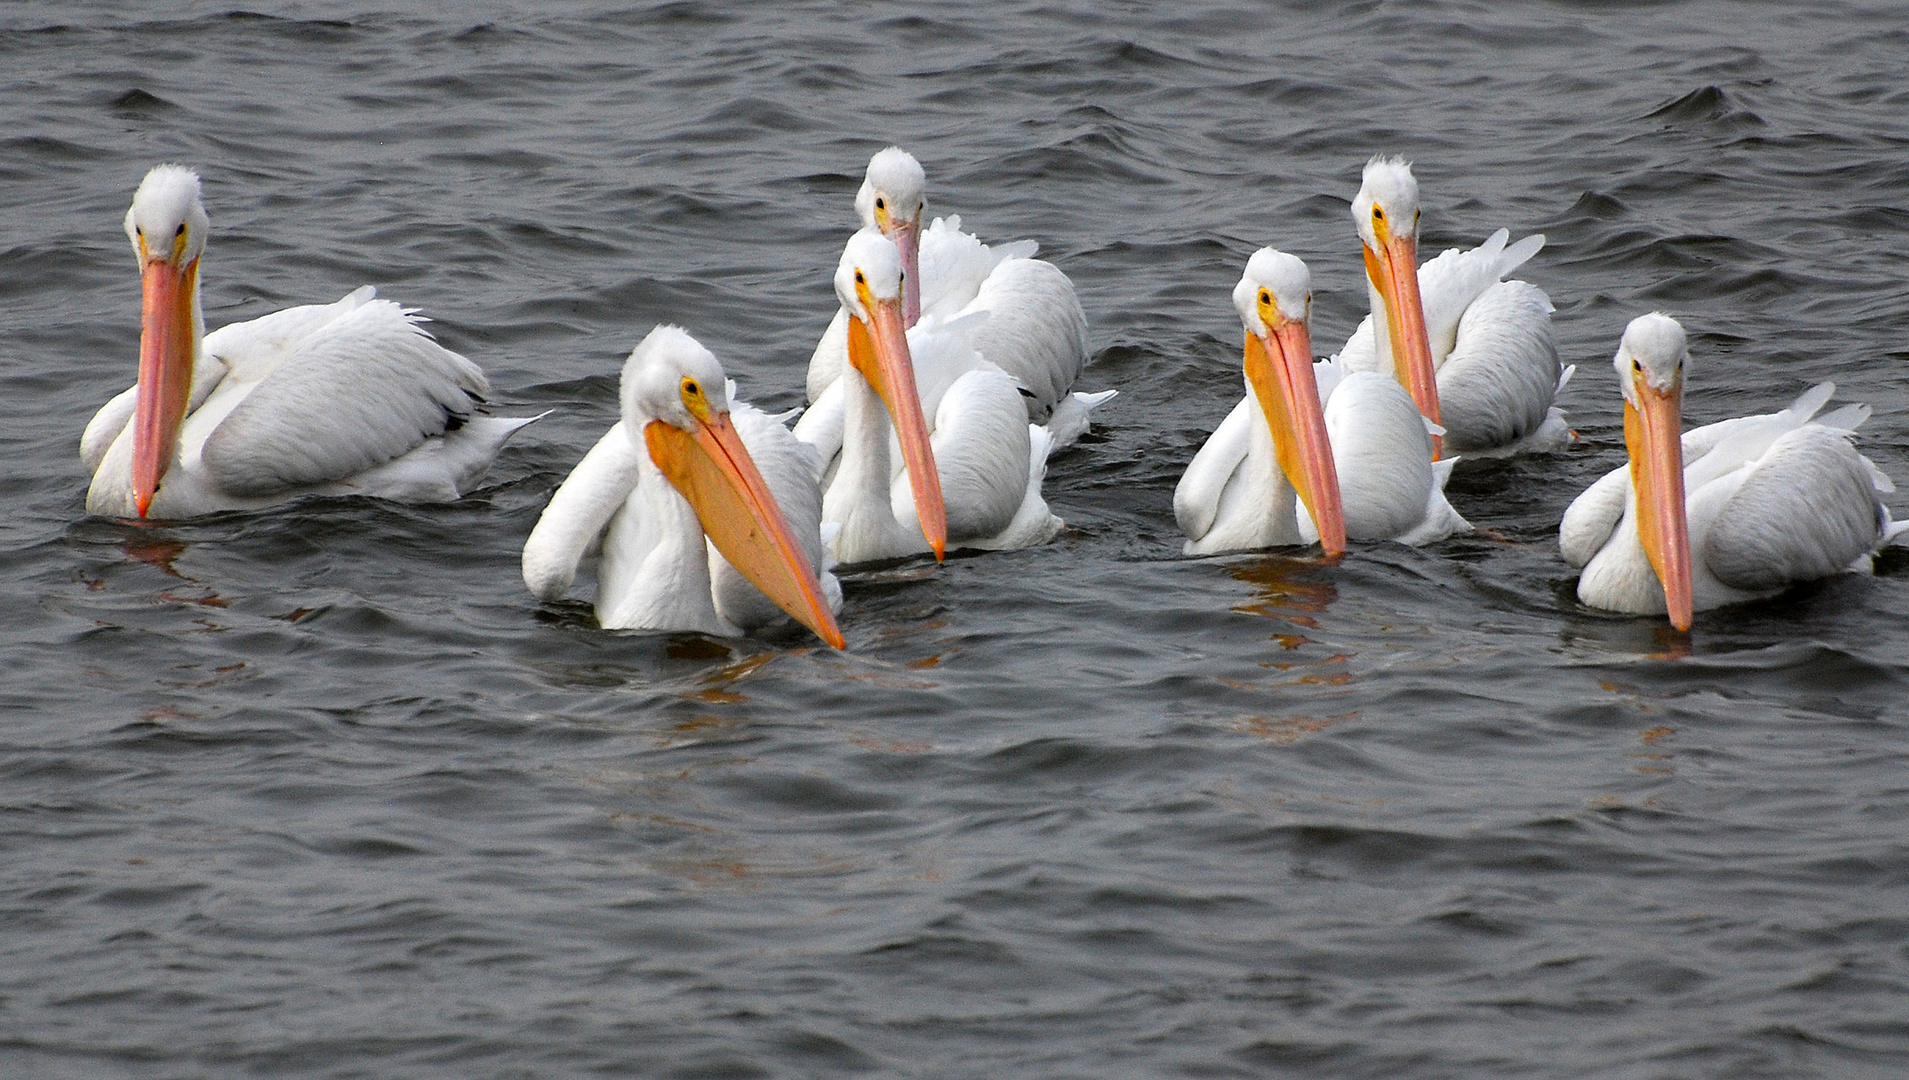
120,531,187,577
1228,555,1338,635
1557,617,1692,661
1649,627,1693,661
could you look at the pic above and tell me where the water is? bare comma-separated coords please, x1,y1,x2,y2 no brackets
5,1,1909,1076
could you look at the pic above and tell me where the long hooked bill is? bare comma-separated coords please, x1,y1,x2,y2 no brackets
887,217,922,328
131,256,199,518
1364,231,1442,459
1625,382,1691,632
1244,317,1347,556
847,292,947,560
646,413,847,649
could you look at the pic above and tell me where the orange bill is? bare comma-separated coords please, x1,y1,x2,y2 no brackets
1624,383,1691,631
1244,319,1346,556
132,256,199,517
645,414,847,649
847,291,946,560
1364,231,1441,459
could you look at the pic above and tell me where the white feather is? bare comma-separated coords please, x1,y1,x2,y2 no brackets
1569,380,1898,616
85,286,530,518
1340,226,1567,455
528,333,839,639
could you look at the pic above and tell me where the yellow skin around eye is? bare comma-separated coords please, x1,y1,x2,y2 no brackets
680,377,714,422
134,226,192,266
1255,289,1306,330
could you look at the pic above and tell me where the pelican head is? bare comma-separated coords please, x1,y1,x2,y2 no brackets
1231,249,1346,556
622,326,846,648
834,228,946,560
1614,312,1691,630
123,164,211,517
854,147,926,326
1351,155,1440,456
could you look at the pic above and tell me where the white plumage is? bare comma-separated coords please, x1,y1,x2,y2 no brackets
803,147,1113,443
1343,157,1571,457
1562,313,1904,628
1177,249,1468,557
82,165,533,519
522,326,843,646
802,229,1062,566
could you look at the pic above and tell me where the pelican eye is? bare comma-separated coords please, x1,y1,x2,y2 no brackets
174,223,185,237
854,270,865,285
682,377,701,397
1373,207,1385,222
875,197,885,210
135,226,143,237
1259,289,1271,305
1632,359,1642,373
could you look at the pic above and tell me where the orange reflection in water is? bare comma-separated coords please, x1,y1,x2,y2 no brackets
1228,555,1338,640
122,533,187,577
1649,625,1693,660
679,651,780,704
1229,710,1359,744
1221,555,1360,688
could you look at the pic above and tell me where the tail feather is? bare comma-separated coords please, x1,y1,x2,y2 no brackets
1786,382,1836,422
1042,387,1117,452
1555,363,1576,398
1815,403,1869,431
1500,232,1545,275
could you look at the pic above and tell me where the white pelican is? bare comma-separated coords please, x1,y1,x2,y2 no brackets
1176,249,1469,556
1338,156,1571,459
1561,313,1905,630
82,165,534,519
812,228,1062,565
801,147,1113,448
521,326,844,648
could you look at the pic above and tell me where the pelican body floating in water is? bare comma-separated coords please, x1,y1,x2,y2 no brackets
1562,313,1905,630
804,229,1064,566
82,165,534,519
1176,249,1468,556
522,326,844,648
1338,156,1571,459
801,147,1114,454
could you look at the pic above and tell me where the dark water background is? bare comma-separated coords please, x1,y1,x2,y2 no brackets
5,2,1909,1076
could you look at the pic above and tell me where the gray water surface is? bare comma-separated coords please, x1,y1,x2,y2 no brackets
5,2,1909,1077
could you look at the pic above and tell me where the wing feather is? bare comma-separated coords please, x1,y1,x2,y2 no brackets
1174,394,1256,543
894,369,1029,542
959,258,1089,420
202,300,486,497
1560,464,1630,569
1703,425,1885,592
1436,280,1561,450
522,421,644,602
918,214,1038,320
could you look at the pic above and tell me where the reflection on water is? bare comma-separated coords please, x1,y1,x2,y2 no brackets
1228,554,1338,627
1558,612,1694,660
1629,724,1676,776
1227,554,1339,655
121,531,187,577
1228,710,1359,744
666,636,736,662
